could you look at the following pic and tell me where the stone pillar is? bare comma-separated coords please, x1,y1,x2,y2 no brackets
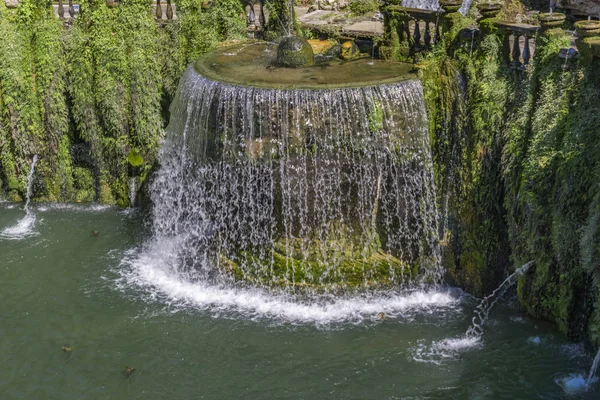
574,20,600,65
379,0,404,61
538,12,566,39
476,2,501,35
439,0,464,38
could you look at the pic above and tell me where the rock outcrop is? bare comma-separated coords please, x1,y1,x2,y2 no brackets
558,0,600,17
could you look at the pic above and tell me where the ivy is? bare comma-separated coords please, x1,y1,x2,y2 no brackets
0,0,246,205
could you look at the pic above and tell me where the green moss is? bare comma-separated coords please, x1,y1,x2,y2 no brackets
421,19,600,343
221,242,419,291
72,166,94,202
127,149,144,167
368,100,384,133
0,0,246,205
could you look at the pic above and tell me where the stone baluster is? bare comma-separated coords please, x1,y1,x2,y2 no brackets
502,32,511,64
166,0,173,20
413,19,421,50
69,0,75,18
403,19,411,47
156,0,163,19
424,21,432,48
58,0,65,19
434,20,441,44
247,2,256,38
522,35,531,65
511,33,522,66
258,1,266,29
253,2,261,30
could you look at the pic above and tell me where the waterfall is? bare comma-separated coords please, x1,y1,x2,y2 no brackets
148,67,441,293
129,177,138,207
1,155,39,239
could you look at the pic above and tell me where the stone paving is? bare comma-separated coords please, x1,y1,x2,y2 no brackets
297,6,383,38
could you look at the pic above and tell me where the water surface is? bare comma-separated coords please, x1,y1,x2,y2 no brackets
1,204,598,399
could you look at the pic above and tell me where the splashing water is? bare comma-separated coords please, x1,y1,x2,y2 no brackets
122,65,444,320
409,262,533,362
118,241,460,324
466,261,533,338
1,155,39,240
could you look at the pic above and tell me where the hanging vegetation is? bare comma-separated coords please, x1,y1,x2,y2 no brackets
0,0,246,205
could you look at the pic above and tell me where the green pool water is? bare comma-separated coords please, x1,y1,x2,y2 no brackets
194,42,416,89
0,203,598,399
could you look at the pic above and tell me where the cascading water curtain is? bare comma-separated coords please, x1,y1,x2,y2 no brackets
150,67,442,293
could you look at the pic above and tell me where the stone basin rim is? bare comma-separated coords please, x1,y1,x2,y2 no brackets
190,68,422,91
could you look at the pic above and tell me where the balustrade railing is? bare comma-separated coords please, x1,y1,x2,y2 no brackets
496,22,538,68
8,0,600,63
404,8,442,52
245,0,267,39
49,1,177,25
155,0,175,21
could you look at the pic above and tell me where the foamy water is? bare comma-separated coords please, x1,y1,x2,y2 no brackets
115,242,462,325
410,335,482,365
37,203,112,213
556,373,597,395
0,213,38,240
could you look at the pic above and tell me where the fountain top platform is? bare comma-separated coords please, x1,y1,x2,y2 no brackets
193,41,416,90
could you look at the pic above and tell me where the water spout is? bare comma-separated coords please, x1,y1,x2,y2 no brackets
586,348,600,391
1,155,39,240
466,261,533,338
24,154,39,214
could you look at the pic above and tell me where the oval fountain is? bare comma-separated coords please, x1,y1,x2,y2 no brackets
124,37,455,322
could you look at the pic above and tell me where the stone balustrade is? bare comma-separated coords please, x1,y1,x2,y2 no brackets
380,2,445,61
5,1,179,25
379,0,600,65
495,22,538,68
245,0,268,39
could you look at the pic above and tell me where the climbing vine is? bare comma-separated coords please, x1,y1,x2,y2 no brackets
0,0,247,205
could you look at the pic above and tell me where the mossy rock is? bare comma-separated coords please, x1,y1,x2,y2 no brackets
127,149,144,167
219,234,422,291
276,36,315,68
340,41,360,61
7,176,20,191
73,167,95,202
7,190,22,202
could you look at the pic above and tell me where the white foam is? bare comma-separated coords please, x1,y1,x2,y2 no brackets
410,336,482,365
37,203,112,212
115,242,461,325
0,213,38,240
556,373,596,395
527,336,542,345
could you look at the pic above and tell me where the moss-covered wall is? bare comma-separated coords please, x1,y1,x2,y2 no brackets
0,0,245,205
421,17,600,346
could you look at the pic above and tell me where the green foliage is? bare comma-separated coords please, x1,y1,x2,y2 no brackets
177,0,245,62
368,100,384,133
0,0,68,200
127,148,144,166
348,0,379,16
0,0,246,204
421,22,600,344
